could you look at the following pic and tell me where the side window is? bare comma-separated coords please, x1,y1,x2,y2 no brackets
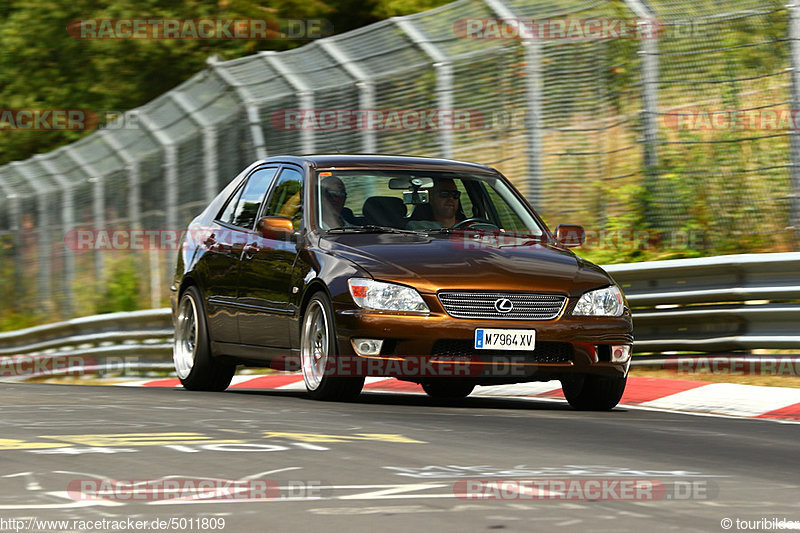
217,184,244,224
263,167,304,230
218,167,278,228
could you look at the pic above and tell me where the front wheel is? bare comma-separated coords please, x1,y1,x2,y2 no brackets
173,285,236,391
421,380,475,400
561,374,627,411
300,291,364,401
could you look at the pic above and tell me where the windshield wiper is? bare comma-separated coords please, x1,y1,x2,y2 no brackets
327,225,420,234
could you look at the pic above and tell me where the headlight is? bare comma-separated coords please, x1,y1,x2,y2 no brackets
573,285,624,316
348,278,429,313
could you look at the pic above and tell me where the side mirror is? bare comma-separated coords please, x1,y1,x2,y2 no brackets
256,216,295,240
554,224,585,247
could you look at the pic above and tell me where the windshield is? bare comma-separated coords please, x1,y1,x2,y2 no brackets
314,169,546,237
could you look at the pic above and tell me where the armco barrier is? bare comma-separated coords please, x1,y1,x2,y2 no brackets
606,252,800,352
0,253,797,376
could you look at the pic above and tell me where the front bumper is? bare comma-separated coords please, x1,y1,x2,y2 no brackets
332,299,633,384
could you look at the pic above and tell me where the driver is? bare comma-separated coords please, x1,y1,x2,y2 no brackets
407,178,462,230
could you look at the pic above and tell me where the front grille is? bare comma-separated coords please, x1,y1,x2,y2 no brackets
438,291,566,320
432,339,573,364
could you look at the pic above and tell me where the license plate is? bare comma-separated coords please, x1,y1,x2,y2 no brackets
474,329,536,350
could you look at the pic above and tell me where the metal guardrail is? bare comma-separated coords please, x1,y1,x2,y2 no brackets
606,252,800,353
0,309,173,377
0,253,797,377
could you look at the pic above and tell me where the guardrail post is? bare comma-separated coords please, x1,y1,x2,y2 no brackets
483,0,542,206
318,40,377,154
788,2,800,242
261,51,316,155
10,162,54,313
37,153,76,316
208,56,268,160
393,18,454,159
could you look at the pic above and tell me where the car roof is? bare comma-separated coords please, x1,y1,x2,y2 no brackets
256,154,497,173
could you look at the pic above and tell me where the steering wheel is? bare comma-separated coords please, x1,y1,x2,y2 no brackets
451,217,499,229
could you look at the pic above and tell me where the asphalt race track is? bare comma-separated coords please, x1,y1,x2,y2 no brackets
0,382,797,532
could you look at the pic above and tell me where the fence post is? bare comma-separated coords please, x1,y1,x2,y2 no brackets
207,56,268,160
0,173,24,306
101,127,142,231
319,40,377,154
136,113,178,233
261,51,316,155
37,154,75,316
624,0,660,226
394,18,454,159
136,111,179,307
101,127,163,308
483,0,542,206
170,91,219,203
65,148,106,281
788,3,800,241
10,162,53,314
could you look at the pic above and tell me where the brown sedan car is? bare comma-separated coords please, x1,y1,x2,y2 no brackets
170,155,633,410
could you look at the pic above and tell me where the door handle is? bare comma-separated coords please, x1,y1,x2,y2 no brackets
242,242,260,259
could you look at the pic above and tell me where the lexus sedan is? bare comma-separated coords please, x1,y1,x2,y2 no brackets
170,155,633,410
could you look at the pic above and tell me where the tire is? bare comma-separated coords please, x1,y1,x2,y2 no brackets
173,285,236,391
561,374,627,411
300,291,364,401
421,380,475,400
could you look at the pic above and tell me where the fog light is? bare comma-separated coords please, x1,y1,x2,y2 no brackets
611,345,632,363
352,338,383,356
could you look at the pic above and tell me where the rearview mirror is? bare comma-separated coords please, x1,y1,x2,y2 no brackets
554,224,585,247
256,216,295,240
388,176,434,189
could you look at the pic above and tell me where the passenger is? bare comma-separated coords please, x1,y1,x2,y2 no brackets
320,176,354,229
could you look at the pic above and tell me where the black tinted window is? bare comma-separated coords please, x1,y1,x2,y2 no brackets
219,167,277,228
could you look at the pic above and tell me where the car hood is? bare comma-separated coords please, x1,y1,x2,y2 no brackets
320,232,613,296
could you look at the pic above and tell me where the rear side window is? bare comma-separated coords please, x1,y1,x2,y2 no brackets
263,167,304,230
218,167,278,228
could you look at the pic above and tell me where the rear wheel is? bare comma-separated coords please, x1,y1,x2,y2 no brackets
300,291,364,401
173,285,236,391
421,380,475,400
561,374,626,411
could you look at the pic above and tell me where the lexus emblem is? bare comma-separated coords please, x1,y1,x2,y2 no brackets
494,298,514,313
